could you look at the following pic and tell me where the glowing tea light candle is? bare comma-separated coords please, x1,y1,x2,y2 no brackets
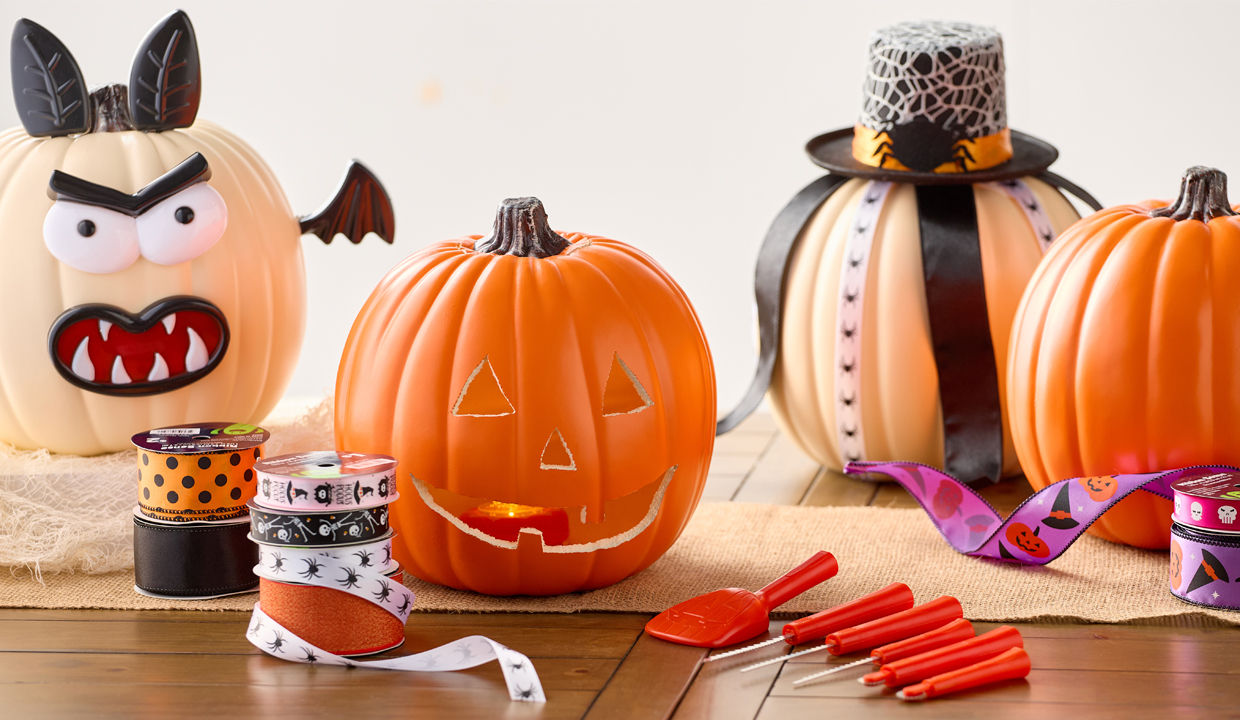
461,502,570,545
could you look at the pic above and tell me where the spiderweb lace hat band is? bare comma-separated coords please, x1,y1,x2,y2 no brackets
850,21,1011,173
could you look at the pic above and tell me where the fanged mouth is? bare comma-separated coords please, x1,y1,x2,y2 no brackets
410,467,676,554
48,296,229,396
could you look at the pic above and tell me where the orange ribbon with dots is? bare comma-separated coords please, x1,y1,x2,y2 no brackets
132,423,269,522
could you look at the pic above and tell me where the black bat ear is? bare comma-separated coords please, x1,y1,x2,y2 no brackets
129,9,200,131
10,18,90,137
299,162,396,245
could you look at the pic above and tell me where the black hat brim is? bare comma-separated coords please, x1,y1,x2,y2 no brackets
806,128,1059,185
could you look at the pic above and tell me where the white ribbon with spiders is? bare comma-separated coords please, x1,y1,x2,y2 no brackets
246,551,546,702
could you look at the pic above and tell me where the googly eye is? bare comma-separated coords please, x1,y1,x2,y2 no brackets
43,202,140,274
136,182,227,266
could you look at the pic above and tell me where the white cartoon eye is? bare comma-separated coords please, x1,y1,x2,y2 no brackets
136,183,228,266
43,201,139,274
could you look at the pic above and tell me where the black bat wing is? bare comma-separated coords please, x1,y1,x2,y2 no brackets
299,161,395,245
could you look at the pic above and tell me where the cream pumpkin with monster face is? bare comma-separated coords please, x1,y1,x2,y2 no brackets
0,12,393,455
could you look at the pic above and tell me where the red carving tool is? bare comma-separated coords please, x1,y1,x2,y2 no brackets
704,582,914,663
788,617,975,685
860,625,1024,688
897,647,1031,701
644,551,839,648
739,595,963,672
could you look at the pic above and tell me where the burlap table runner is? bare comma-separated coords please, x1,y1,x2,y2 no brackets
2,501,1232,625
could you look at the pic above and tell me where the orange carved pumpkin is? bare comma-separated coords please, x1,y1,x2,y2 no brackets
335,198,716,595
1009,167,1240,548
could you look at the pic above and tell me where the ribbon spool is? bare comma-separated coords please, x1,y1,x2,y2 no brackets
1170,523,1240,610
1171,471,1240,532
133,512,257,598
254,536,397,575
258,568,407,656
246,450,544,701
132,423,269,522
254,451,397,511
248,501,390,546
1170,472,1240,610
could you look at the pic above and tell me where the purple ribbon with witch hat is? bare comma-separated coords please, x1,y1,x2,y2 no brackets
845,462,1230,563
1170,523,1240,610
848,460,1240,610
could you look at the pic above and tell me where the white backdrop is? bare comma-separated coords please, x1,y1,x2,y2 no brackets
0,0,1233,411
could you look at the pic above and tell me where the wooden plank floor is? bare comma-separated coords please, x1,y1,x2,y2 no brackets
2,414,1236,719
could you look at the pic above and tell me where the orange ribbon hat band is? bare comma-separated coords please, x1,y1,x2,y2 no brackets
850,125,1013,174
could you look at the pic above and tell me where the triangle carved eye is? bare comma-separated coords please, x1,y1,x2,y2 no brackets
452,356,515,417
539,428,576,471
602,353,653,416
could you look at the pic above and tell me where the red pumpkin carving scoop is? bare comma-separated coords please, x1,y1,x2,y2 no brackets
644,551,839,648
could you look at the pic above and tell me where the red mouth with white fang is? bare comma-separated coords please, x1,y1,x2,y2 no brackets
48,296,230,396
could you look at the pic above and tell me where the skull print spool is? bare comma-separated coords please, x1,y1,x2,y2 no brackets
1171,472,1240,533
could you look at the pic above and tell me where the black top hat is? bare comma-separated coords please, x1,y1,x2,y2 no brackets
807,21,1058,185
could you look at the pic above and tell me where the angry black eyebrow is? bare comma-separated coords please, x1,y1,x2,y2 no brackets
46,153,212,216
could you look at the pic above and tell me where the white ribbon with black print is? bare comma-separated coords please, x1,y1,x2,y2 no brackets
835,180,892,463
254,537,398,578
248,549,545,702
992,179,1055,252
246,604,546,702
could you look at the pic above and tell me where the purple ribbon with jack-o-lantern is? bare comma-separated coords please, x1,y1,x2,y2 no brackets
1170,523,1240,611
852,460,1240,610
846,461,1235,563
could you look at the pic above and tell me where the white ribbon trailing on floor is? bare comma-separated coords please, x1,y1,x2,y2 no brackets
247,549,545,702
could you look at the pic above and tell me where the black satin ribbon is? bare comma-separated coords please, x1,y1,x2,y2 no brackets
717,174,849,434
915,185,1002,483
133,515,258,597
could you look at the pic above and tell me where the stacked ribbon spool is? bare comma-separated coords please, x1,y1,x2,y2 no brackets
131,422,269,599
1170,471,1240,610
248,451,404,654
244,451,545,701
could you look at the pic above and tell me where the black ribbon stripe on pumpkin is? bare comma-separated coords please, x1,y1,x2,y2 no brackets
720,173,1097,484
915,184,1002,484
1036,171,1104,213
716,174,849,434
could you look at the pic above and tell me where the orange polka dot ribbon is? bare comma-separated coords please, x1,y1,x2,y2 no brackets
132,423,269,522
254,451,397,511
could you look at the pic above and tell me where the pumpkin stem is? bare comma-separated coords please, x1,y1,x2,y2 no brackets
476,197,570,258
1151,166,1237,222
89,84,137,133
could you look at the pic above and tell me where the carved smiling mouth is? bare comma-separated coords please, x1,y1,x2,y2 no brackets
410,467,676,553
48,296,229,396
